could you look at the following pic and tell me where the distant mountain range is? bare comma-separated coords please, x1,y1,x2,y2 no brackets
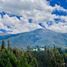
0,29,66,48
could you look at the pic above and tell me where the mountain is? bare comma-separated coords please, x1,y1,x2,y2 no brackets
2,29,66,48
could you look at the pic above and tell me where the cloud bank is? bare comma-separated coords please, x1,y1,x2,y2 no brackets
0,0,67,34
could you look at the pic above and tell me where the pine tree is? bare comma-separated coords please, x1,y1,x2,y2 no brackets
7,39,11,50
1,40,5,50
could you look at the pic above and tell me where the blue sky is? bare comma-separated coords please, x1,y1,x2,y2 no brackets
50,0,67,9
0,0,67,34
50,0,67,16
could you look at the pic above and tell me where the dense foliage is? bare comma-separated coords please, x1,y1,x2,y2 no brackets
0,40,67,67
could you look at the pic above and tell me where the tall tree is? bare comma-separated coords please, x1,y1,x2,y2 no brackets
7,39,11,49
1,40,5,49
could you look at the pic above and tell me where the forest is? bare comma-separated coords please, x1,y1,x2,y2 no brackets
0,40,67,67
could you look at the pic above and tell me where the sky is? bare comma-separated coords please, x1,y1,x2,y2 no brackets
0,0,67,34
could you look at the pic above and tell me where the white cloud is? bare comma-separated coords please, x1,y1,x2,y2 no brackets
0,0,54,15
54,4,67,12
0,14,42,35
48,23,67,33
0,0,67,34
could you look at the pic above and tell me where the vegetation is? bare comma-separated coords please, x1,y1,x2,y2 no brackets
0,40,67,67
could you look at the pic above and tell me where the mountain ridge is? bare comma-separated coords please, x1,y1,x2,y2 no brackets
5,29,67,48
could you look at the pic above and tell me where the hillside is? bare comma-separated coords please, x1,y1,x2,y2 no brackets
7,29,67,48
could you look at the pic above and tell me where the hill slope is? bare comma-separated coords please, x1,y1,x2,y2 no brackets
6,29,67,48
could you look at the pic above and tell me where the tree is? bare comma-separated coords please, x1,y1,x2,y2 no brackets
0,49,17,67
7,39,11,50
1,40,5,50
50,48,65,67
